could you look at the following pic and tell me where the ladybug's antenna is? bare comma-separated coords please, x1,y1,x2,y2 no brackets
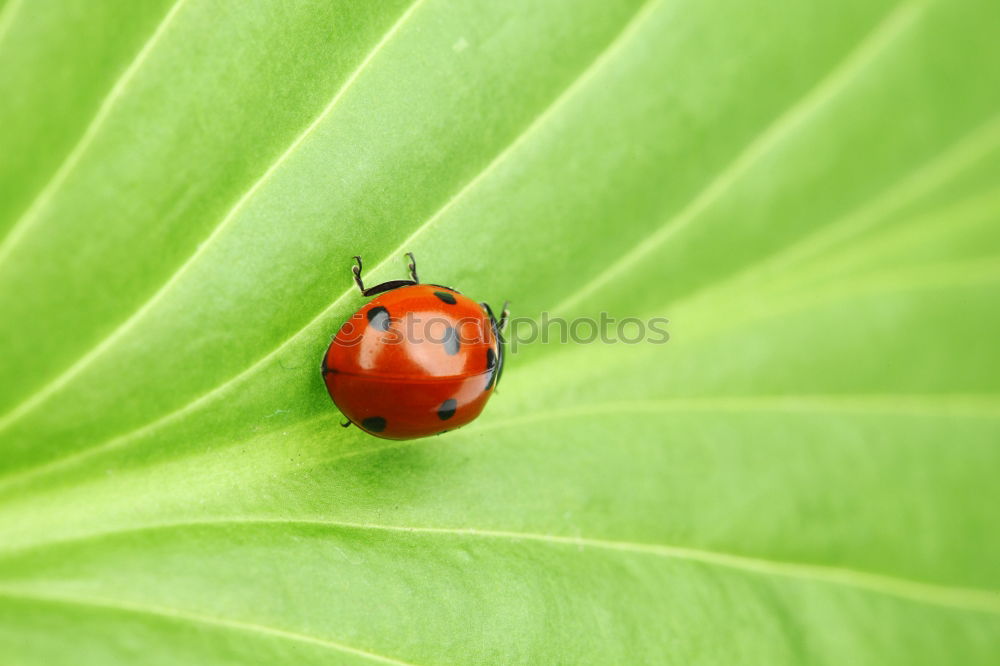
405,252,419,283
352,256,366,294
351,254,420,297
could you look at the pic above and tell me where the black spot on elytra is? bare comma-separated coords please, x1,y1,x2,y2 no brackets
361,416,386,432
486,348,496,370
438,398,457,421
367,306,390,331
441,326,460,355
433,290,457,305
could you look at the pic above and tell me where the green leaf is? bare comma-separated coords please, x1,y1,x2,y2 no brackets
1,0,998,663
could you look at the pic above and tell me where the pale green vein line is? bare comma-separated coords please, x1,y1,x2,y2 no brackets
4,517,998,615
642,111,1000,331
0,0,665,490
551,1,924,316
2,392,995,526
757,182,1000,293
0,0,428,434
813,254,1000,294
0,392,996,560
0,0,189,265
716,114,1000,298
664,255,1000,347
0,0,22,51
508,108,1000,384
371,523,1000,615
0,586,417,665
313,393,1000,471
466,394,1000,435
319,395,1000,473
264,394,996,472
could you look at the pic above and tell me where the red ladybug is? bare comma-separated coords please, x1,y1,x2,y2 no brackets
322,253,508,440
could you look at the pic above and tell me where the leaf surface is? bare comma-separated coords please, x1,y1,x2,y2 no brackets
0,0,998,663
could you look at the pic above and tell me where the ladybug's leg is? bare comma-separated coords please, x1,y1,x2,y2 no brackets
497,300,510,334
350,255,418,297
341,418,352,428
494,303,508,389
481,300,509,392
406,252,419,283
481,302,508,332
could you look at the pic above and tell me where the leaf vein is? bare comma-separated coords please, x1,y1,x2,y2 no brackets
4,517,997,616
663,113,1000,319
0,0,189,264
0,0,23,51
0,586,417,665
551,1,925,315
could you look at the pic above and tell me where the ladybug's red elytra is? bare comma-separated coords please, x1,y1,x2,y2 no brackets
322,253,508,440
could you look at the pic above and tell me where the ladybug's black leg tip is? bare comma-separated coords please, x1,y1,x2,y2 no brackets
341,418,352,428
405,252,419,283
498,300,510,334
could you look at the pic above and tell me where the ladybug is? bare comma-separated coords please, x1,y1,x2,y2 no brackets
322,253,508,440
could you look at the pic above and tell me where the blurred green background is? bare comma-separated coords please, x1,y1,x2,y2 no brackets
1,0,998,663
